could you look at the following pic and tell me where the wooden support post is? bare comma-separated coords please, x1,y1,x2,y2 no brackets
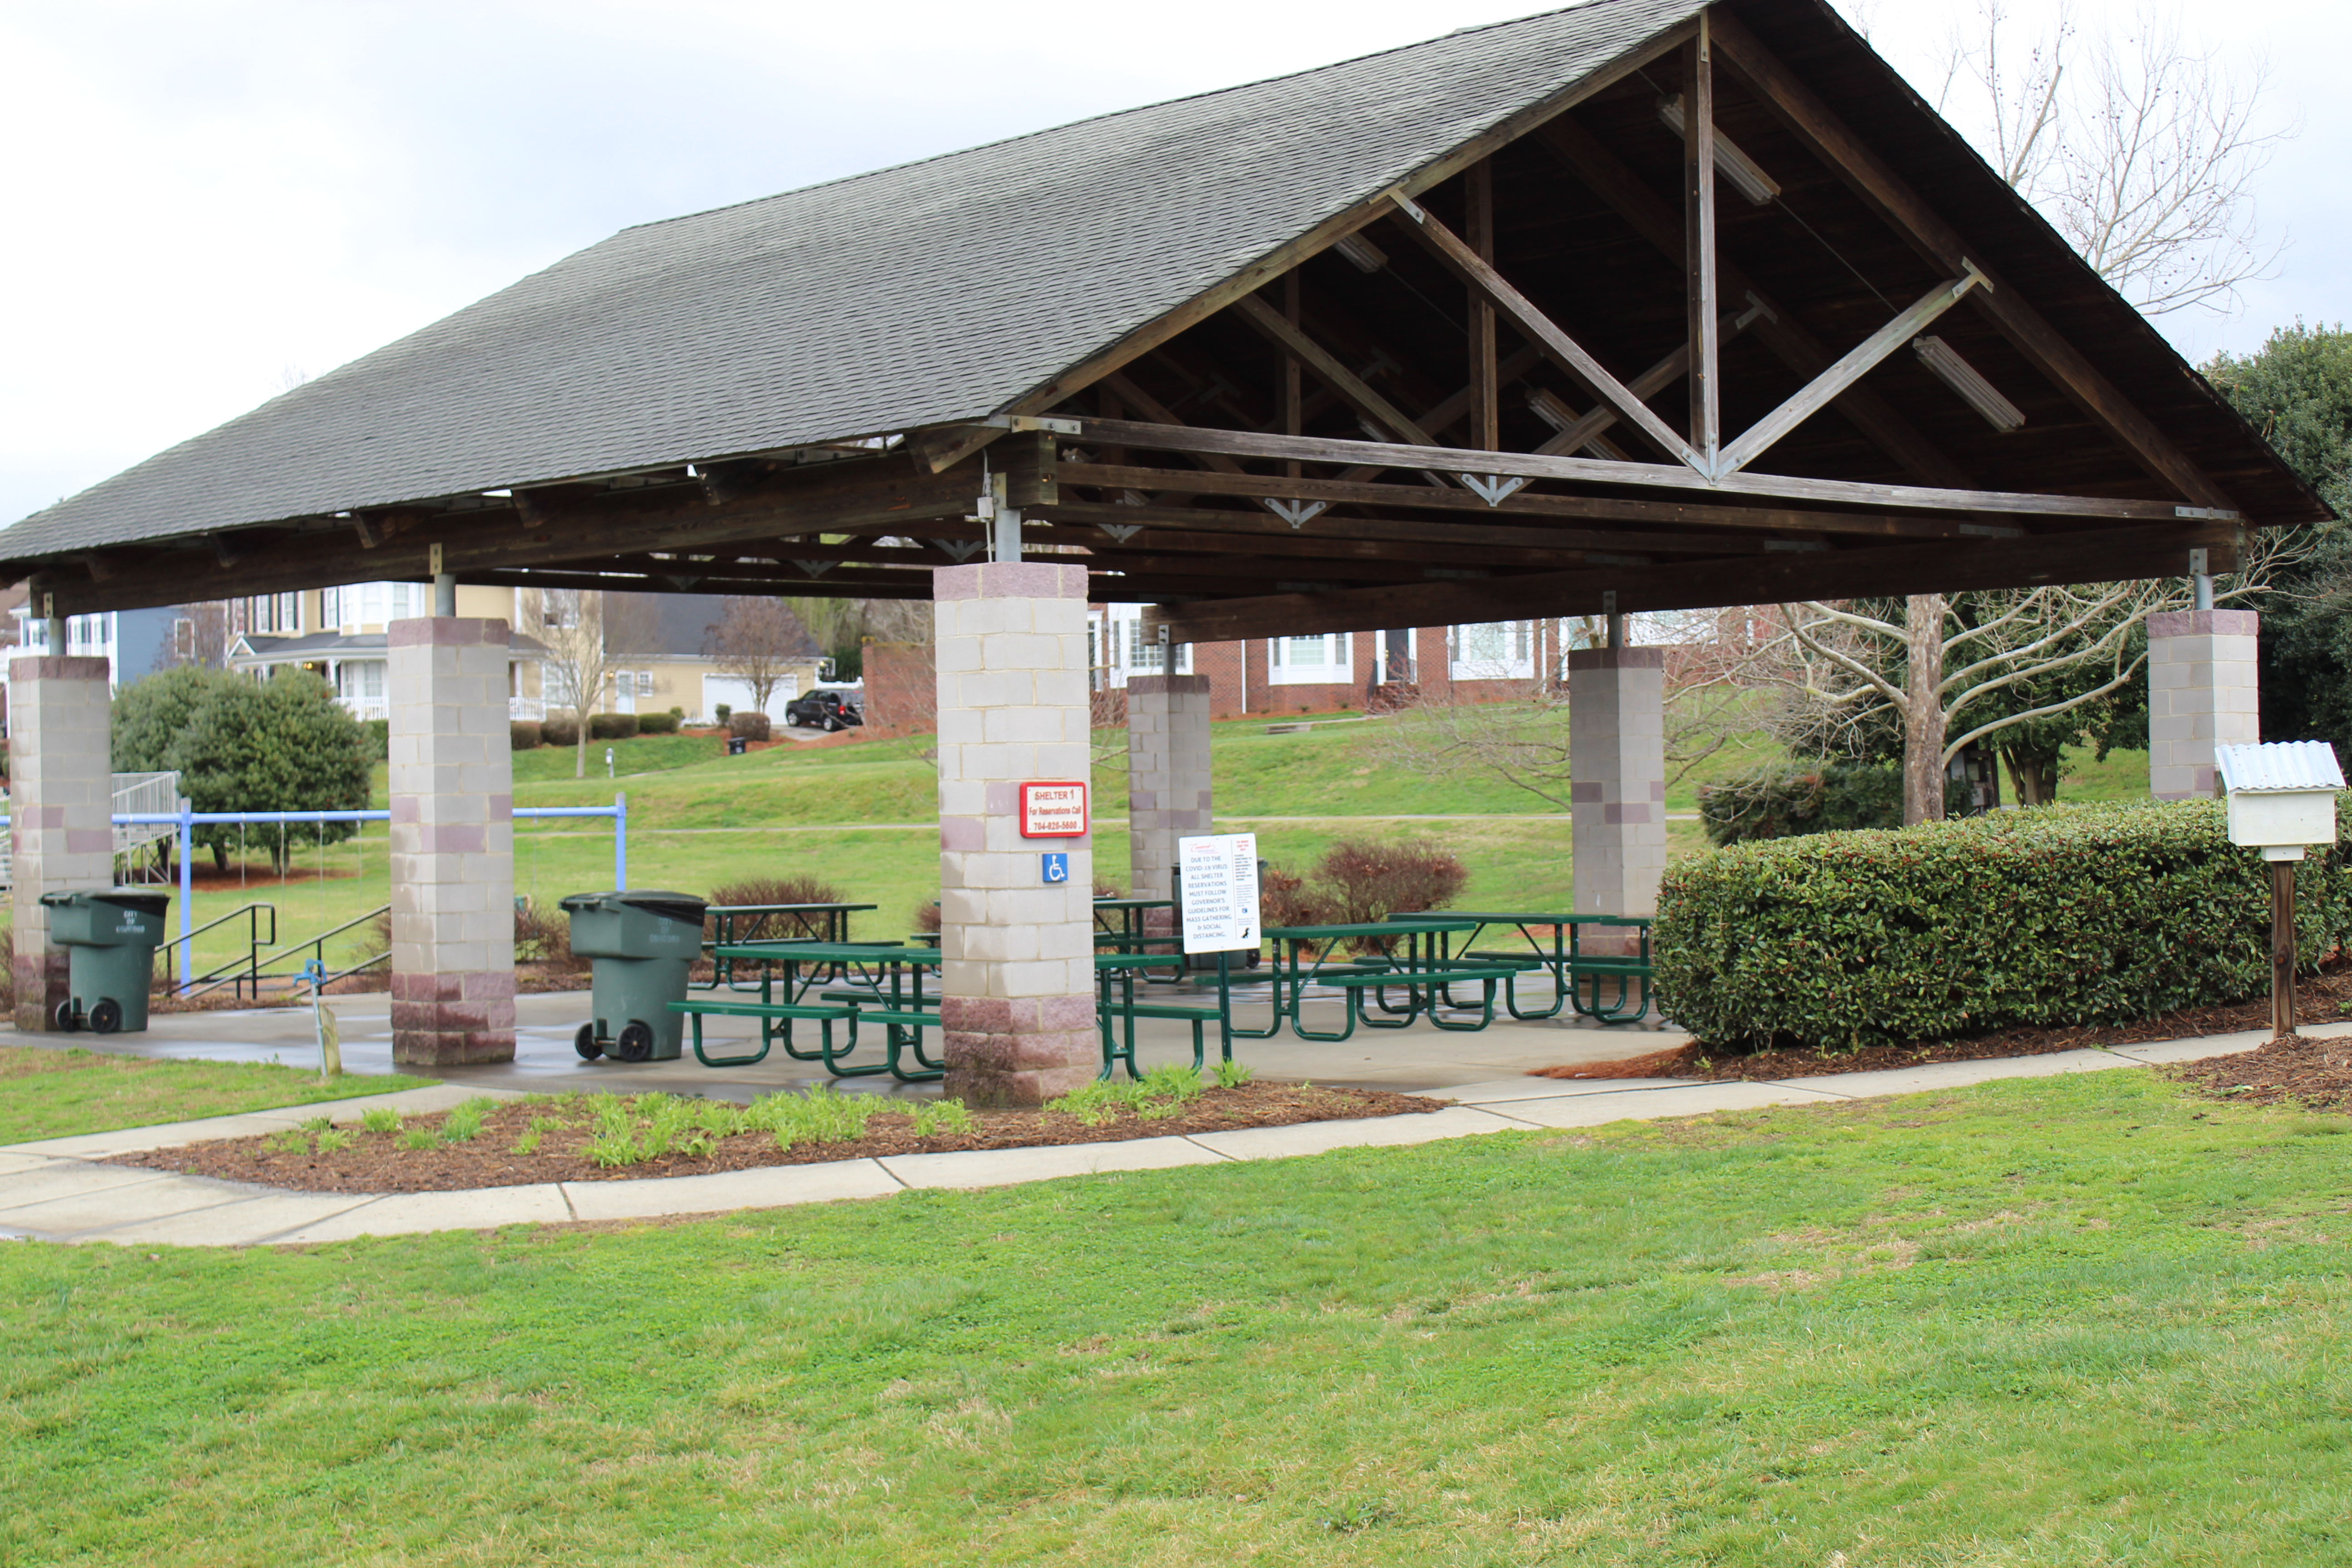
1466,160,1500,453
1283,272,1303,480
2272,858,2298,1038
1683,21,1720,469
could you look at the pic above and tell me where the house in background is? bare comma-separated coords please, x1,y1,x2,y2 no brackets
519,593,826,724
226,583,547,720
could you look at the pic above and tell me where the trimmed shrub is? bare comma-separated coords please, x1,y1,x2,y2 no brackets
707,874,846,909
589,712,640,740
729,711,771,741
540,716,580,747
913,898,941,935
1699,761,1902,846
510,720,543,750
636,710,680,735
1656,797,2352,1054
361,718,391,762
1259,865,1334,930
1317,838,1468,925
514,902,584,970
715,704,732,724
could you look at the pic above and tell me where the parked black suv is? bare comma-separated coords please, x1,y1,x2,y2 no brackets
784,690,864,731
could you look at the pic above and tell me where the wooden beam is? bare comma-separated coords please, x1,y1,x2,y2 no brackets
1382,194,1701,467
1062,418,2231,522
1056,464,2002,541
1039,498,1771,556
1465,158,1500,454
31,457,981,616
1685,20,1721,466
1229,294,1442,448
1715,269,1984,476
1533,300,1764,458
1706,8,2236,510
989,15,1701,424
1535,114,1978,491
1142,519,2241,644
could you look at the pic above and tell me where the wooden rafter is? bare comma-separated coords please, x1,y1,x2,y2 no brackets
1061,417,2231,522
1229,293,1444,449
1706,8,2234,510
1684,17,1721,467
1141,518,2241,645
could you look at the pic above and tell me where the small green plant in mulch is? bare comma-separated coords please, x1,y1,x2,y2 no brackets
908,1099,975,1137
265,1129,309,1154
1210,1058,1253,1089
314,1128,353,1153
399,1128,442,1152
511,1130,543,1156
747,1084,877,1152
299,1116,333,1134
440,1098,495,1143
1048,1066,1207,1127
359,1107,402,1135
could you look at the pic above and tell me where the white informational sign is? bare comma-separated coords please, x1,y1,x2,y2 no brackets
1178,832,1260,954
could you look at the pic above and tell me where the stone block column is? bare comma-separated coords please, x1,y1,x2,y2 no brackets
2147,608,2259,800
934,562,1097,1106
1126,672,1212,936
1568,647,1666,922
9,657,115,1031
387,618,515,1065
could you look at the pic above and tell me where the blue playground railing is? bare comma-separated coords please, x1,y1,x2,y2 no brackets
5,794,627,995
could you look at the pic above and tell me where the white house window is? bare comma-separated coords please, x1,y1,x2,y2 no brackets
1091,606,1190,686
1267,632,1350,686
1449,621,1535,681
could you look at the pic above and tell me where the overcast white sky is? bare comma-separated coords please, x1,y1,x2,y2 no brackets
0,0,2338,529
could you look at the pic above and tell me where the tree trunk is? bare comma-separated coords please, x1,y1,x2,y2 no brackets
1901,593,1948,827
576,715,588,779
2001,746,2063,806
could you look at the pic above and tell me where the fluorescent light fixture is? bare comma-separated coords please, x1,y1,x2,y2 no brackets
1334,232,1388,273
1913,335,2026,432
1657,96,1781,205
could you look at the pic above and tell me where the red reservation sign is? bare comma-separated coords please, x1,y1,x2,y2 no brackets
1018,780,1089,838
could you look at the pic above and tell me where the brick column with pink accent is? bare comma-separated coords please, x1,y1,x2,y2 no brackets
2147,608,2260,800
1126,672,1212,936
933,562,1097,1106
9,657,115,1031
387,617,516,1064
1568,646,1666,921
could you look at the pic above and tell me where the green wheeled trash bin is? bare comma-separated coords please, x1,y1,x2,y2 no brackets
39,888,171,1034
558,890,709,1062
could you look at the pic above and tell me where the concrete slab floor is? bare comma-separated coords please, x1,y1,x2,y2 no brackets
3,986,1686,1099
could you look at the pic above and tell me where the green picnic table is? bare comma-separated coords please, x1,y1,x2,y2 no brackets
1385,911,1656,1023
1094,950,1237,1079
677,940,942,1081
698,902,879,992
1257,918,1538,1041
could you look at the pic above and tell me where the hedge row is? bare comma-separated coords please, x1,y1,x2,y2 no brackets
1698,760,1902,846
1655,797,2352,1052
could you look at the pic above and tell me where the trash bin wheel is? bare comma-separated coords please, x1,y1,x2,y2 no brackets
52,1001,78,1034
574,1024,603,1061
615,1021,655,1062
89,999,122,1035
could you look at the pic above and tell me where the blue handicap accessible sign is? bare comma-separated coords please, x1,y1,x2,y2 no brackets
1041,853,1070,883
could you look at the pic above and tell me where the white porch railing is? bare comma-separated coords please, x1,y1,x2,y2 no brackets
510,697,545,721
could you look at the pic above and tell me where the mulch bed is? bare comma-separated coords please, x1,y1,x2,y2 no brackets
1534,966,2352,1083
2168,1034,2352,1112
105,1082,1444,1194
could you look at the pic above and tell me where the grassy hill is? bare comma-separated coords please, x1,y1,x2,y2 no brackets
147,710,2151,975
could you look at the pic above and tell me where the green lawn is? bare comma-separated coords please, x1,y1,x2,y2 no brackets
5,1071,2347,1563
0,1046,426,1144
108,710,2147,980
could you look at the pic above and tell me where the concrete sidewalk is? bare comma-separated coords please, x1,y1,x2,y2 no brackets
2,1021,2326,1250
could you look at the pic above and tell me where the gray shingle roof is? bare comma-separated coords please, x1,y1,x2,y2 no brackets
0,0,1700,561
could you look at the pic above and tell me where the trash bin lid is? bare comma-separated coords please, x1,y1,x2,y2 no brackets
91,888,171,917
39,888,170,916
615,891,709,925
557,891,623,914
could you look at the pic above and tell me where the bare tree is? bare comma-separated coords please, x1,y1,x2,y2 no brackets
784,595,932,680
703,596,812,714
1924,0,2293,318
156,601,230,670
534,589,661,779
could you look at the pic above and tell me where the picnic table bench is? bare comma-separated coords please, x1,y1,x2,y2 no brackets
1257,919,1543,1041
698,902,878,992
1095,950,1238,1079
675,941,945,1081
1387,911,1656,1023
